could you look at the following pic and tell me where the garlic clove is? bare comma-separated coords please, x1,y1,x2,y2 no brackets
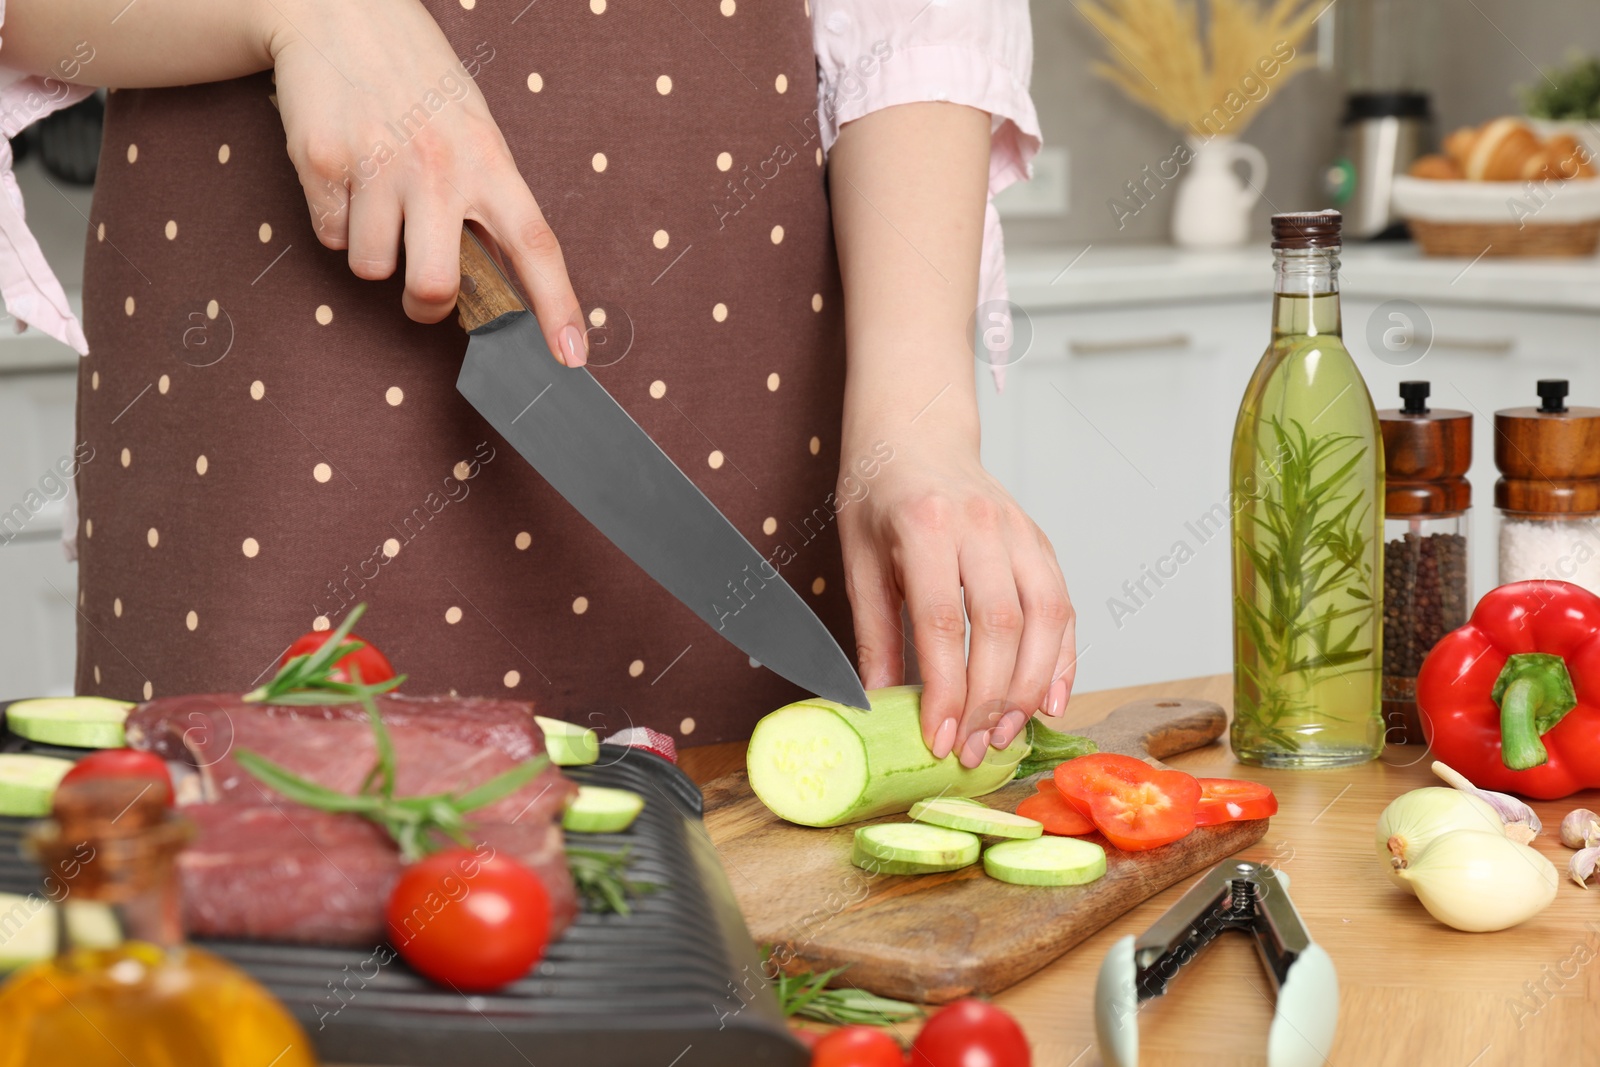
1559,808,1600,850
1570,846,1600,888
1431,761,1543,839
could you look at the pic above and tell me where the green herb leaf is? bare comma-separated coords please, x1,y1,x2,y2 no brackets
566,846,660,916
1016,720,1098,778
766,952,923,1027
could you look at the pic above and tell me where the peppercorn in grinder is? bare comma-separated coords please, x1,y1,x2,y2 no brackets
1495,380,1600,596
1379,381,1471,746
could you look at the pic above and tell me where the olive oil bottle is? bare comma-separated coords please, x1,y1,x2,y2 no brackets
1230,211,1384,767
0,777,317,1067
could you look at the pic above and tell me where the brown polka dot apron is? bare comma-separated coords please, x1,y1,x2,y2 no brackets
74,0,852,747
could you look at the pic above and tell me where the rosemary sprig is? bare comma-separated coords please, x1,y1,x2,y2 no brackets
769,956,923,1027
1234,416,1377,748
245,603,405,706
566,846,659,916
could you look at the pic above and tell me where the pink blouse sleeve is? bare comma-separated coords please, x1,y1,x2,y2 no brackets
813,0,1040,387
0,10,95,355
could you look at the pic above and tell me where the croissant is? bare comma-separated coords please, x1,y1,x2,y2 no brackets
1415,118,1596,181
1408,153,1465,180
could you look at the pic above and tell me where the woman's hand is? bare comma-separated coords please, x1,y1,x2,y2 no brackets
838,429,1076,767
267,0,586,359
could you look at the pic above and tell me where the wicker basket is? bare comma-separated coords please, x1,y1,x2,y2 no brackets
1408,218,1600,257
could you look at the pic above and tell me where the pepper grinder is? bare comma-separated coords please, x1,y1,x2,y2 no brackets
1495,380,1600,596
1379,381,1471,746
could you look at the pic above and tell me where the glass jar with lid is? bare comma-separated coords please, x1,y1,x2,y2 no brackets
1495,380,1600,594
1378,381,1471,746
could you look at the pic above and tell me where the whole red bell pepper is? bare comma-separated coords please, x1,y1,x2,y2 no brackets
1419,580,1600,800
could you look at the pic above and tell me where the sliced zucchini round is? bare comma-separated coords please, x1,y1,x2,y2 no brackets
983,836,1107,887
911,797,1043,839
562,785,644,833
5,697,136,749
0,754,74,817
535,715,600,767
853,822,980,870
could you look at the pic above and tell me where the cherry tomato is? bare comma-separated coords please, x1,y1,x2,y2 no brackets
281,629,396,686
908,999,1030,1067
811,1025,904,1067
1194,778,1278,826
1053,753,1200,852
60,749,174,806
1015,781,1094,836
386,847,550,991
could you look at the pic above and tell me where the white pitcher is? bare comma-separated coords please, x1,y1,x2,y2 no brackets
1171,136,1269,248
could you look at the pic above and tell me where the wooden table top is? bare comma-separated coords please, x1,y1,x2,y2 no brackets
680,674,1599,1067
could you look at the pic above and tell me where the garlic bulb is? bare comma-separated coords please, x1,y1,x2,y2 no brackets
1394,830,1558,932
1375,787,1502,891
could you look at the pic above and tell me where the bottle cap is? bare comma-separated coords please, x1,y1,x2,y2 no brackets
25,777,191,901
1378,380,1472,515
1495,380,1600,513
1271,210,1342,249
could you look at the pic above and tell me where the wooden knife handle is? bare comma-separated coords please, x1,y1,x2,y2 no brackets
457,226,527,333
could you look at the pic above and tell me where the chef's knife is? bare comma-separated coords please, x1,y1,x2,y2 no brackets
453,228,869,710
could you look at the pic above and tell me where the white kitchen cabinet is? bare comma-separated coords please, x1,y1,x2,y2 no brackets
0,525,79,700
977,297,1271,696
0,368,81,701
994,244,1600,695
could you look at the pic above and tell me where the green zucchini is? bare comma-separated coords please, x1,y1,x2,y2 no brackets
983,837,1107,886
0,754,74,817
910,797,1043,839
5,697,135,749
562,785,644,833
535,715,600,766
746,686,1025,827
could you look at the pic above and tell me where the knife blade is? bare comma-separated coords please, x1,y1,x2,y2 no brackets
453,228,869,710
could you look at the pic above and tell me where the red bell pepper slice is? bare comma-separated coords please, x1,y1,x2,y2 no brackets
1418,580,1600,800
1016,780,1095,835
1053,753,1200,851
1194,778,1277,826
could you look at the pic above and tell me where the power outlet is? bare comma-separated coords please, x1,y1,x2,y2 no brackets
995,146,1069,218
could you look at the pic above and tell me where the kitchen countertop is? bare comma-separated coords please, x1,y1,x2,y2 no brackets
1007,242,1600,314
682,674,1597,1067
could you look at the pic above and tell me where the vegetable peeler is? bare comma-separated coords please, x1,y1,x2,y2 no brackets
1094,860,1338,1067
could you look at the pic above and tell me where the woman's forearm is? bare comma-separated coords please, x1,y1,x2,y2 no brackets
830,101,991,450
4,0,274,86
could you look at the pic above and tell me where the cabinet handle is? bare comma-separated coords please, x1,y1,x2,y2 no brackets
1068,333,1193,355
1430,336,1515,355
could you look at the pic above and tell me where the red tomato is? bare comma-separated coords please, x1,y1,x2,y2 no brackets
1053,753,1200,852
811,1026,903,1067
386,847,550,991
1194,778,1277,826
908,999,1030,1067
282,630,396,686
59,750,174,806
1016,782,1094,836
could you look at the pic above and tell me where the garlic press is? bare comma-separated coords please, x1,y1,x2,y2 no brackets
1094,860,1338,1067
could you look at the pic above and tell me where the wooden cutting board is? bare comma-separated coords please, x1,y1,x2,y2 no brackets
701,697,1268,1003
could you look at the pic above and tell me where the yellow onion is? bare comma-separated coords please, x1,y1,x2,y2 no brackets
1394,830,1558,932
1375,787,1501,891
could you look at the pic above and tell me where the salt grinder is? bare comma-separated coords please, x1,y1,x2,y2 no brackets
1378,381,1472,745
1495,379,1600,595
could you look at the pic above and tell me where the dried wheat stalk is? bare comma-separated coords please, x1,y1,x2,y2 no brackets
1077,0,1322,136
